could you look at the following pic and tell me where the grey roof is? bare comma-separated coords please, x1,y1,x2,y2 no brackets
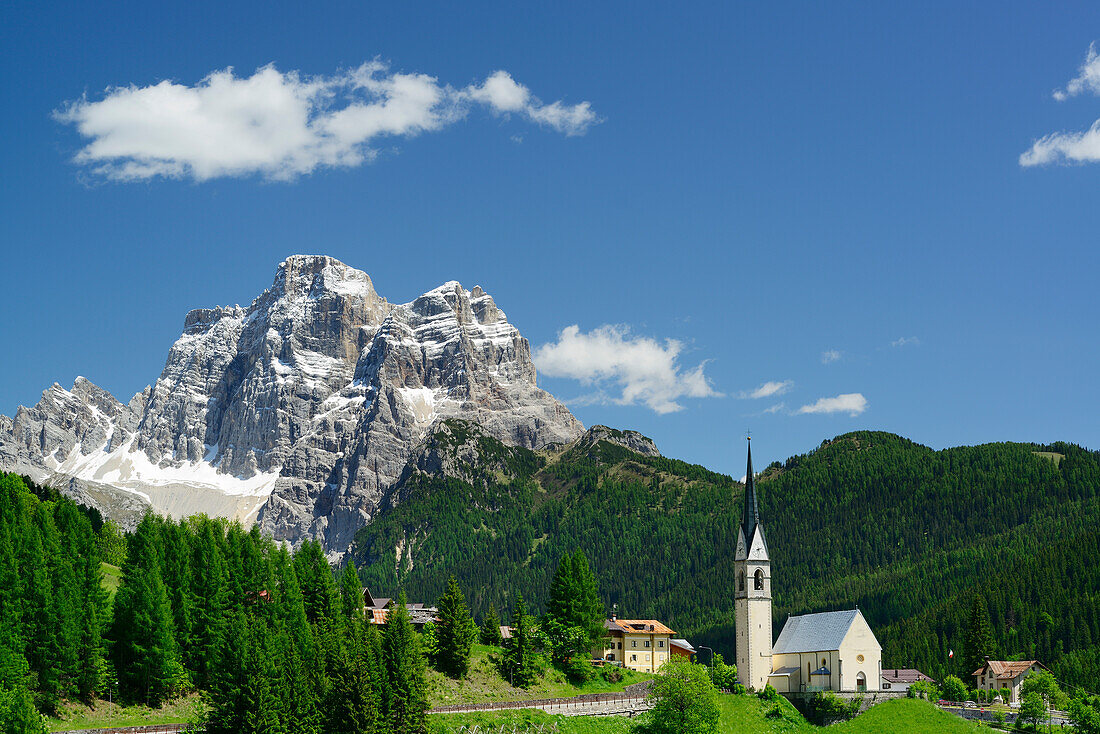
770,666,800,676
811,666,832,676
772,609,862,654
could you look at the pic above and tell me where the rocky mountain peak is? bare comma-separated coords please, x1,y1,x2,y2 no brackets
0,256,583,556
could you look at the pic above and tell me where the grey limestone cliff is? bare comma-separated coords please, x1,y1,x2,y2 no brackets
0,255,583,553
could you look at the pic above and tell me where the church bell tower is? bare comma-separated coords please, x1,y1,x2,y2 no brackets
734,437,772,690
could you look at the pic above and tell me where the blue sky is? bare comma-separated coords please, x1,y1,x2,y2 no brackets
2,1,1098,478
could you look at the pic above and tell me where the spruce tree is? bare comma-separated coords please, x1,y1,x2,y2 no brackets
435,576,476,678
340,561,364,626
382,591,427,734
110,516,185,705
965,595,996,676
295,540,338,628
205,613,285,734
501,593,538,688
480,604,503,646
189,518,230,688
325,627,379,734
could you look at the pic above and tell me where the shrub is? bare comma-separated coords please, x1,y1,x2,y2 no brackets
757,683,779,701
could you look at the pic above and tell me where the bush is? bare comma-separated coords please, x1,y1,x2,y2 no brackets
706,652,738,690
909,680,940,701
757,683,779,701
730,683,747,695
942,675,968,702
641,660,719,734
600,665,624,683
765,703,784,719
809,692,856,725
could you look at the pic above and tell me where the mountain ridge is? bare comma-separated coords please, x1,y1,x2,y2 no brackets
0,255,583,555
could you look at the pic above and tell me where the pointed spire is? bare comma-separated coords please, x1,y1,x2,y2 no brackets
741,437,761,540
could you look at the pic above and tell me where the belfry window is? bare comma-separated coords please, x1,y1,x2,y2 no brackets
754,569,764,590
738,572,745,592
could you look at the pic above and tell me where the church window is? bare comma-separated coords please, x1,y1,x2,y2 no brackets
754,569,764,590
857,655,864,663
739,572,745,591
822,658,827,667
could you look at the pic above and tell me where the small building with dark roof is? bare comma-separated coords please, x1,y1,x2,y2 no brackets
881,667,935,692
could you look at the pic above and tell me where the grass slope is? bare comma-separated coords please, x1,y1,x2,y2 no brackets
429,695,982,734
427,644,652,707
100,562,121,602
46,693,204,732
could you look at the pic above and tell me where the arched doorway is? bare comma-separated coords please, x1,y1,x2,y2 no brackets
855,672,867,692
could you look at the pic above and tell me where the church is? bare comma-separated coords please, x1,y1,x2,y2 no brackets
735,439,883,693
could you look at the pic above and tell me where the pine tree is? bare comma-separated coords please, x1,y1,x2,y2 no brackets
965,595,996,676
434,576,476,678
480,604,503,646
189,518,230,688
501,593,539,688
295,540,338,628
110,516,185,705
382,591,427,734
205,613,285,734
340,561,364,626
324,627,380,734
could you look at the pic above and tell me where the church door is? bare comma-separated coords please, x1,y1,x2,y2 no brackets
856,672,866,692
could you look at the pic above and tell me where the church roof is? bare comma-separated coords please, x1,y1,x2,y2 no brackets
741,439,761,541
772,609,864,654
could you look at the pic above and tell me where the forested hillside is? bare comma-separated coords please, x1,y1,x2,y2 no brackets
351,425,1100,688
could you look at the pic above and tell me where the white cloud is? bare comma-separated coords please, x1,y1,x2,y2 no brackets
891,336,920,348
533,325,722,414
1053,43,1100,101
797,393,868,416
54,61,599,181
1020,120,1100,166
1022,43,1100,166
739,380,793,399
821,349,841,364
764,402,786,414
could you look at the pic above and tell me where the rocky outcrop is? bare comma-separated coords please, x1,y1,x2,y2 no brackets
576,425,661,457
0,255,583,554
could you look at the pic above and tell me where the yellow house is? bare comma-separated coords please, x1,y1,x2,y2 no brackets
597,618,676,673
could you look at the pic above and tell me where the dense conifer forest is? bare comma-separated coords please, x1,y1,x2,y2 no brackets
0,473,428,732
351,427,1100,689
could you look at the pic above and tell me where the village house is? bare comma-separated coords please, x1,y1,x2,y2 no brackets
880,667,936,692
670,638,696,660
363,588,439,629
596,617,676,673
972,659,1048,703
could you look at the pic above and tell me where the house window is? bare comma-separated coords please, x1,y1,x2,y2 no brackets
632,641,637,648
658,640,664,648
754,569,764,590
631,654,637,662
645,640,651,648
